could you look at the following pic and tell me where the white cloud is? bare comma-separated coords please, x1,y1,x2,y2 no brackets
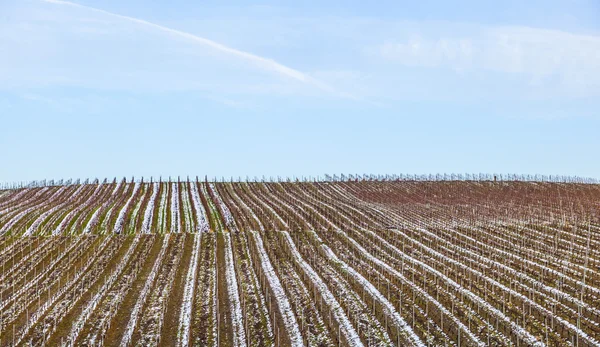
2,1,599,105
373,26,600,96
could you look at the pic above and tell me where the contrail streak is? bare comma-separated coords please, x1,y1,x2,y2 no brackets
40,0,336,93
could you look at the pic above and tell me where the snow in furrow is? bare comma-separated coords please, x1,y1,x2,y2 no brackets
53,182,105,235
316,184,384,228
0,237,56,285
180,183,194,233
112,179,123,195
224,233,247,347
282,232,363,347
54,208,80,235
309,231,424,347
11,236,113,346
401,228,600,346
62,234,142,346
26,185,85,234
0,188,34,209
245,184,289,229
82,207,102,234
410,227,600,318
229,186,265,232
279,185,337,230
1,186,68,234
0,205,39,234
126,184,147,234
202,183,225,232
351,228,543,346
0,237,85,312
171,182,181,233
251,231,303,347
190,182,209,233
460,224,600,297
25,202,69,236
209,183,235,230
82,183,132,234
267,186,313,229
333,229,486,346
0,187,49,214
285,184,541,345
141,182,160,234
113,182,141,234
157,183,169,233
498,222,600,280
177,232,202,347
120,235,170,347
239,232,274,340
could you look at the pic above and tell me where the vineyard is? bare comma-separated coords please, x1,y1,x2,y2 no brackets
0,177,599,346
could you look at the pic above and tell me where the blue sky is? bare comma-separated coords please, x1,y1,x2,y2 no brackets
1,0,599,183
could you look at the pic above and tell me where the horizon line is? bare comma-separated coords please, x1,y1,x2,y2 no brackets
1,172,598,189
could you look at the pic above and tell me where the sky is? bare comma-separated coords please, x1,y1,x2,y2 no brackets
0,0,599,183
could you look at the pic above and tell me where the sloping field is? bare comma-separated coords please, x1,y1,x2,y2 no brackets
0,179,599,346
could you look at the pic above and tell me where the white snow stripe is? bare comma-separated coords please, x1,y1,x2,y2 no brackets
53,182,105,235
209,183,236,230
120,235,170,347
281,231,364,347
141,182,160,234
308,231,424,346
251,231,303,347
62,234,142,346
171,182,181,233
224,233,247,347
334,229,486,346
113,182,141,234
177,232,203,347
190,182,209,233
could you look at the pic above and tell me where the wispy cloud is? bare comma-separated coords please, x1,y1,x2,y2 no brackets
40,0,337,94
371,26,600,96
3,2,598,105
